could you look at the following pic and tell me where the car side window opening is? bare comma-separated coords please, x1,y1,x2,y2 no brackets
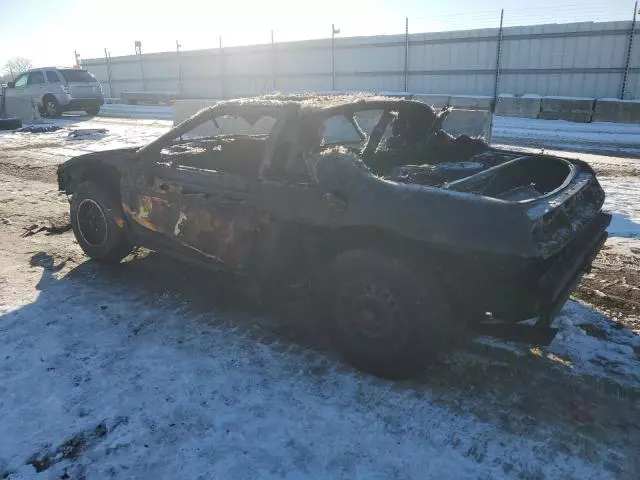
46,71,60,83
322,114,363,146
13,74,28,89
160,113,277,178
27,71,45,85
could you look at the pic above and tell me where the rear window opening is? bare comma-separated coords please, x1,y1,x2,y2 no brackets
59,69,96,83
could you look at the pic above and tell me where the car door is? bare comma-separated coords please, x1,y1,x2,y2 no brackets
122,107,278,269
7,73,28,99
26,71,46,106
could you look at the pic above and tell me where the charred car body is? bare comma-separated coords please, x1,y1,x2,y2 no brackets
57,95,610,378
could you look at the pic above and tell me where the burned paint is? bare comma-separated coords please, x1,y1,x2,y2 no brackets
57,94,610,348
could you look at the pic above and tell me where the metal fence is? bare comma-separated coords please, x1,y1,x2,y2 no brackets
82,4,640,100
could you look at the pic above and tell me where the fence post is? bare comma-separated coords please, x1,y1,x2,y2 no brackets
488,9,504,145
271,30,276,92
620,1,638,99
219,36,226,98
104,48,113,98
332,24,340,91
134,41,146,92
404,17,409,93
176,40,183,97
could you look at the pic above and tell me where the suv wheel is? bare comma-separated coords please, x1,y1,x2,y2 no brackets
86,106,100,116
322,249,452,379
70,181,132,262
43,96,62,118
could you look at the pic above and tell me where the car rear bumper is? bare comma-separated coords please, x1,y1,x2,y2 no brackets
63,98,104,111
473,211,611,344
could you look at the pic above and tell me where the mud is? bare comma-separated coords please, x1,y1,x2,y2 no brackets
573,245,640,332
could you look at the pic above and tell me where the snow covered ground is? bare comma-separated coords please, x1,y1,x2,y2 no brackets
492,116,640,158
1,113,640,478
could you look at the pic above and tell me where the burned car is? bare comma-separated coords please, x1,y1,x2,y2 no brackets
57,95,610,378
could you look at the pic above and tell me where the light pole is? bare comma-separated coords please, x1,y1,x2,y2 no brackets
332,24,340,91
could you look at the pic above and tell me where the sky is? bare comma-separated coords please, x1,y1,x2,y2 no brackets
0,0,636,70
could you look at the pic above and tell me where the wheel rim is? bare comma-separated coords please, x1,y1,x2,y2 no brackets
336,282,407,351
76,199,108,248
46,101,56,117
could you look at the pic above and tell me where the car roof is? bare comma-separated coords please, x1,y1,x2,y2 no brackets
26,67,86,72
203,93,437,120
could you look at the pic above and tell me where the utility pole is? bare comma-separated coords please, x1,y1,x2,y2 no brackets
104,48,113,98
176,40,183,96
404,17,409,93
74,50,81,68
332,24,341,91
620,1,638,99
219,36,225,98
271,30,276,91
134,41,146,91
488,9,504,145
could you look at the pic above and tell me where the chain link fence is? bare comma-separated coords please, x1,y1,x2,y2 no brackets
82,2,640,101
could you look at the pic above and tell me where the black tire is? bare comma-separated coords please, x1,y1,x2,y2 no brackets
42,96,62,118
322,249,452,379
0,117,22,130
86,106,100,116
70,181,132,262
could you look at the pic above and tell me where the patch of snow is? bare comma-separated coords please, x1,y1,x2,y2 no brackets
597,98,640,104
477,301,640,388
599,176,640,238
550,302,640,383
0,257,614,479
492,116,640,157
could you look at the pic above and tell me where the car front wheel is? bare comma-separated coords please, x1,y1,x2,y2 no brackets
322,249,453,379
70,181,132,262
86,106,100,116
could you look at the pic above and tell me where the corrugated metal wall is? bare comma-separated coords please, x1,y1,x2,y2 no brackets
83,21,640,100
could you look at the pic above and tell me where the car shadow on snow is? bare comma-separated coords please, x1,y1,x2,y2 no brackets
16,249,640,472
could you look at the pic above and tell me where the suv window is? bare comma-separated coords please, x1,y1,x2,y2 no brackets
13,74,28,89
27,71,45,85
46,71,60,83
59,69,95,83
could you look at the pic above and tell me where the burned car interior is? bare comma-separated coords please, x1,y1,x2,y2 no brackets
151,96,580,205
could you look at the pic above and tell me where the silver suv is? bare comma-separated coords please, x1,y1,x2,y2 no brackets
6,67,104,118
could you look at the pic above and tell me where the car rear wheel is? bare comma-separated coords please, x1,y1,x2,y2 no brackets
70,181,132,262
43,96,62,118
86,106,100,116
322,249,453,379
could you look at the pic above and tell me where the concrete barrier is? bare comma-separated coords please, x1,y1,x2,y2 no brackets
443,109,491,138
1,96,41,124
539,97,594,123
449,95,494,111
122,91,178,105
592,98,640,124
495,95,541,118
412,94,450,109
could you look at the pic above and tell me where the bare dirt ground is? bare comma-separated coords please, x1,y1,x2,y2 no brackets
1,120,639,479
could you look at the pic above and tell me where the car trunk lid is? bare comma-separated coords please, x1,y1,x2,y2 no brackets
59,69,102,99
